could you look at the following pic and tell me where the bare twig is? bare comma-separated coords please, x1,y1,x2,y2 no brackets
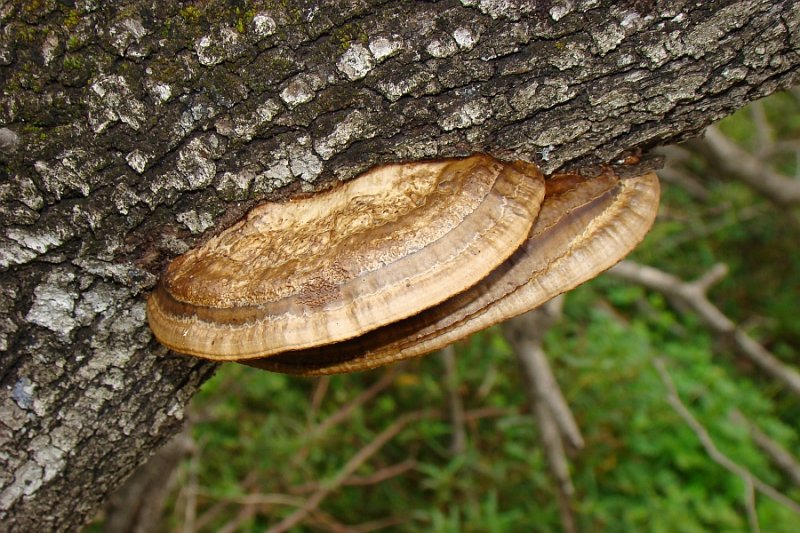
344,515,408,532
475,363,498,401
463,406,514,421
193,471,259,532
771,139,800,159
657,165,713,202
304,510,407,533
748,100,772,159
656,204,766,253
744,476,761,533
609,261,800,397
290,459,418,494
731,409,800,487
309,376,331,423
194,405,511,532
293,365,402,463
530,395,576,533
196,491,306,507
653,358,800,521
183,442,199,533
268,411,428,533
504,298,582,533
340,459,418,487
700,126,800,205
440,345,467,455
200,460,416,533
657,145,712,201
505,298,584,451
216,483,265,533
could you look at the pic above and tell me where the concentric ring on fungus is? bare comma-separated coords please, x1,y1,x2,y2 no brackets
147,154,545,362
147,154,660,374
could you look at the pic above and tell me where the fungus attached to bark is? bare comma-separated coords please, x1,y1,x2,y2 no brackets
147,154,660,375
147,154,545,361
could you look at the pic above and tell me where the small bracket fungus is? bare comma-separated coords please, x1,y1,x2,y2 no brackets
147,154,660,375
148,155,545,361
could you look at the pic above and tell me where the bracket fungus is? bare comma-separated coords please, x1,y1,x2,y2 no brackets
147,154,660,375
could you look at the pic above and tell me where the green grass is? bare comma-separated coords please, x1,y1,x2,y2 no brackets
146,90,800,532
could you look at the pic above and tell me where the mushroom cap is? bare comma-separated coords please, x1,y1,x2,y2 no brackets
147,154,545,359
250,169,660,375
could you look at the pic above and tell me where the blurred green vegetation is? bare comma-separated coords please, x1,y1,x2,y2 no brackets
156,91,800,532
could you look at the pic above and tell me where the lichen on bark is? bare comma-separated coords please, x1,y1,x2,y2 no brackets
0,0,799,531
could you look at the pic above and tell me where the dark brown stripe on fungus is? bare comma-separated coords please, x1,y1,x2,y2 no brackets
146,154,660,374
147,154,545,361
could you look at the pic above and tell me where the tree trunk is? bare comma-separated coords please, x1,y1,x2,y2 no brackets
0,0,798,530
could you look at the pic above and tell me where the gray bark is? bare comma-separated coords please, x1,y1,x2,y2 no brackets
0,0,798,530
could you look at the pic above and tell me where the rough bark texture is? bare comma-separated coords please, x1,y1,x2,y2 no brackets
0,0,798,531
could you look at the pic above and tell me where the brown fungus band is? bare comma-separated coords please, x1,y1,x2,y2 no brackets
147,154,659,374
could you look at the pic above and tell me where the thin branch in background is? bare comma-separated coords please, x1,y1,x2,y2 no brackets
695,125,800,205
609,261,800,398
656,145,712,202
341,515,408,533
183,441,199,533
652,358,800,522
267,411,429,533
731,409,800,487
796,147,800,180
216,477,269,533
475,362,498,401
292,364,403,464
440,345,467,455
506,298,584,451
503,297,583,533
303,509,408,533
749,100,773,158
201,460,417,532
463,406,515,421
299,511,347,533
656,203,766,253
290,459,418,494
196,491,306,508
770,139,800,158
744,476,761,533
657,165,713,202
211,366,401,530
192,405,510,531
339,459,418,487
192,471,259,532
309,376,331,423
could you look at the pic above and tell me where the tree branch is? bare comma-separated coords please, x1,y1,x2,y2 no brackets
2,1,799,529
440,345,467,455
609,261,800,397
696,126,800,205
652,358,800,521
504,298,583,533
267,411,427,533
731,409,800,488
292,365,403,464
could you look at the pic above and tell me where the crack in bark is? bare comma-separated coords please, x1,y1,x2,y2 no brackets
1,0,799,530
